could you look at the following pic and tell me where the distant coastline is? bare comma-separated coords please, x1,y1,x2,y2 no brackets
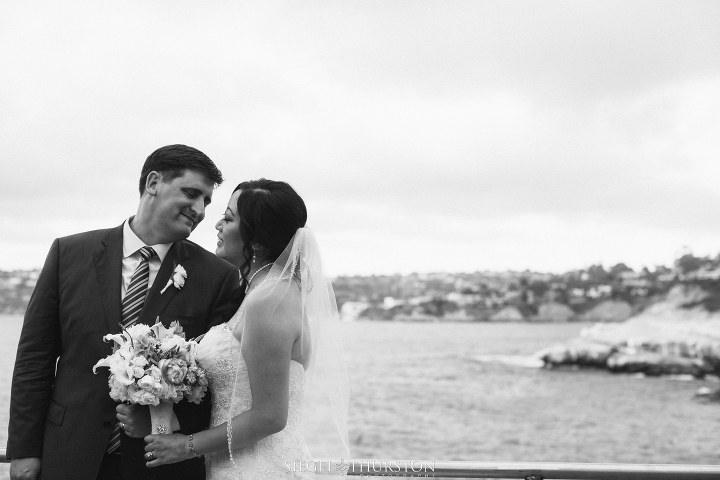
333,252,720,323
4,252,720,323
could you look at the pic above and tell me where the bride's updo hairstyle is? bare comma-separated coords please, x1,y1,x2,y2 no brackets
233,179,307,284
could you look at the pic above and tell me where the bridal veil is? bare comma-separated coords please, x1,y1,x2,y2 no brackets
227,227,351,471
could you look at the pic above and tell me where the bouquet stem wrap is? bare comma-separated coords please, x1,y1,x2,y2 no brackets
149,401,174,434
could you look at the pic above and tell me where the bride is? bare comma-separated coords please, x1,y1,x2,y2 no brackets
143,179,350,479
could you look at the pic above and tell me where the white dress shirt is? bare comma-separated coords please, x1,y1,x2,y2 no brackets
121,219,173,299
121,219,180,430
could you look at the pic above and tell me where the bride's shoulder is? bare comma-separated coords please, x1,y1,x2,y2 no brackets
245,278,302,321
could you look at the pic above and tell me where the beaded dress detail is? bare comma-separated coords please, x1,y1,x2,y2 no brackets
196,305,312,480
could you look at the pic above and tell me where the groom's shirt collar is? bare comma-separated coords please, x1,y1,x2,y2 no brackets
120,218,173,298
122,218,172,263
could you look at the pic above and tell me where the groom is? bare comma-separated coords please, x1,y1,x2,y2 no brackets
8,145,242,480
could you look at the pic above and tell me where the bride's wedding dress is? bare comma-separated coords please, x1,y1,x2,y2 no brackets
197,309,313,480
195,228,349,480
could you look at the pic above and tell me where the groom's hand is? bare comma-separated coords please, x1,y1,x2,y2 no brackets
117,404,151,438
10,457,41,480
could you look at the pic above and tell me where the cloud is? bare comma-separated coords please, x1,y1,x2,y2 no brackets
1,1,719,274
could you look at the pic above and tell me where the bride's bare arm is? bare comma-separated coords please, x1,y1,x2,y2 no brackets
144,287,302,465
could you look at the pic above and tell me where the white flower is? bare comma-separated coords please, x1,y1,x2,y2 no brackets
159,335,186,354
167,320,184,336
187,340,199,358
128,385,159,406
131,355,148,368
108,375,129,402
151,382,163,395
150,321,172,340
94,314,200,408
138,375,156,392
125,323,151,338
186,384,207,404
94,355,134,387
160,358,188,385
140,391,159,405
160,264,187,294
176,344,192,363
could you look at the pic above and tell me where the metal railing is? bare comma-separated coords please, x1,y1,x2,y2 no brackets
341,460,720,478
2,449,719,479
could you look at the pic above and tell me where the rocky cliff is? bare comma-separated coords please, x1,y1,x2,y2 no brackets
538,285,720,380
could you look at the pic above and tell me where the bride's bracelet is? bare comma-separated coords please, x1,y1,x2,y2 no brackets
188,434,201,458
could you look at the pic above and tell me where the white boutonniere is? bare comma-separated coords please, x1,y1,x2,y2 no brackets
160,264,187,294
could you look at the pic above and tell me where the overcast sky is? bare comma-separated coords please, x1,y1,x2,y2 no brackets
1,1,719,276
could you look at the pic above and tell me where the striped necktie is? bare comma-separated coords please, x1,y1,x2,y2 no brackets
106,246,156,454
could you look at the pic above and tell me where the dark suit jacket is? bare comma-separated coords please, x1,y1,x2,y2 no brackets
8,223,242,480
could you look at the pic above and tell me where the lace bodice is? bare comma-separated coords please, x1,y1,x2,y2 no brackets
196,310,312,480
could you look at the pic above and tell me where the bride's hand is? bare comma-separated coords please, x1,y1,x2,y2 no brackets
144,434,194,467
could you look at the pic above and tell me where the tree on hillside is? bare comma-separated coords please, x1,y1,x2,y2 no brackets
675,253,707,275
609,263,633,278
527,280,550,297
587,264,611,283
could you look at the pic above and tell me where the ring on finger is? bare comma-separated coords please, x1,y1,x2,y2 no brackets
119,422,126,429
145,452,154,460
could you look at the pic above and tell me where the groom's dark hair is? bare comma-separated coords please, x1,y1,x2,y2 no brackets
139,144,224,195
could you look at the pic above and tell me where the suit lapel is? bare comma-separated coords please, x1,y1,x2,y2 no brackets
139,240,190,326
94,225,125,334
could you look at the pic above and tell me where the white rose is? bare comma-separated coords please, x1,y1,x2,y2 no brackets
173,266,187,287
159,335,186,353
108,375,129,402
127,385,142,403
132,356,148,368
149,365,162,383
126,323,151,338
137,375,155,392
151,382,163,395
139,391,159,405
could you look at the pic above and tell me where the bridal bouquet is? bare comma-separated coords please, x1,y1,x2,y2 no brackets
93,320,209,433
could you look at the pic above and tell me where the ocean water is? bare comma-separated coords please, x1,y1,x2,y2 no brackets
0,316,22,479
0,316,718,479
341,321,719,465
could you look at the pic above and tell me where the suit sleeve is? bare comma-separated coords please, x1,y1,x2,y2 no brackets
174,265,241,435
7,239,62,459
208,265,243,329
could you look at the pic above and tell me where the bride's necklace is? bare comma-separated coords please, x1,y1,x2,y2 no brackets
246,262,272,291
